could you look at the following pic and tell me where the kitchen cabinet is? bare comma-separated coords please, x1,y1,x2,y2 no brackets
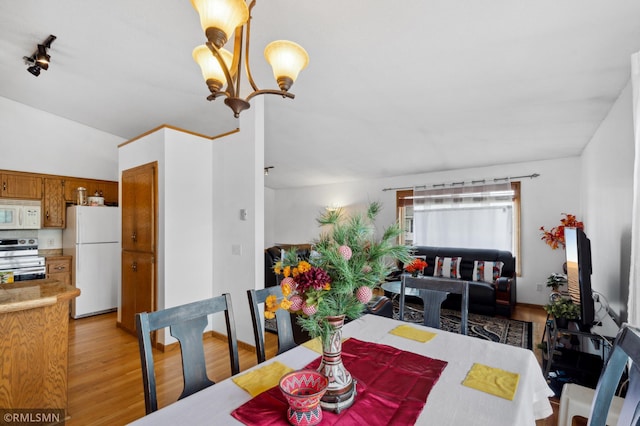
0,172,42,199
0,279,79,417
97,181,118,205
63,178,90,203
64,178,118,205
121,163,156,253
43,178,66,228
120,162,157,334
46,255,72,287
120,251,155,333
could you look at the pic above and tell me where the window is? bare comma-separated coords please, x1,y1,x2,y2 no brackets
397,182,521,274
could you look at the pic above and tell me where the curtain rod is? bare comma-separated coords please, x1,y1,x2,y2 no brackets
381,173,540,192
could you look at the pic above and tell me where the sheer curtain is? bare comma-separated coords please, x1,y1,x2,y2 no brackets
413,182,514,251
628,51,640,327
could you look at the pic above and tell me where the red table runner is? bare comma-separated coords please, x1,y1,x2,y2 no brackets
231,338,448,425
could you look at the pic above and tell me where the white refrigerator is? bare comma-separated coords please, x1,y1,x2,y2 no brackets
63,206,120,319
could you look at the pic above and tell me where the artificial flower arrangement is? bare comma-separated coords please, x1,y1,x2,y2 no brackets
539,213,584,250
405,258,428,277
267,202,412,342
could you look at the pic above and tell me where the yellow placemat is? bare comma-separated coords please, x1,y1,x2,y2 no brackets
302,337,323,354
389,325,437,343
462,363,520,400
301,337,350,354
232,361,293,397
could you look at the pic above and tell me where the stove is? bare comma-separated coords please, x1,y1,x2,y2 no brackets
0,238,46,283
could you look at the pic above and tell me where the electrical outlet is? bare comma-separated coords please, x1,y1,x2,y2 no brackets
536,284,543,292
47,238,55,247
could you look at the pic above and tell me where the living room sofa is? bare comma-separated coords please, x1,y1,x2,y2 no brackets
399,246,517,318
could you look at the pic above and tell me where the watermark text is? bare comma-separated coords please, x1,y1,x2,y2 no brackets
0,409,65,425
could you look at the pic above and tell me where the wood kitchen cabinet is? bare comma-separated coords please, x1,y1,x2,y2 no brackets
120,251,155,333
96,181,118,205
121,163,156,253
46,255,72,287
0,280,79,418
0,172,42,199
43,178,66,228
63,178,90,203
63,178,118,205
120,162,157,334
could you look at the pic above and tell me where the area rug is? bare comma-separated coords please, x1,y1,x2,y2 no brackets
396,301,532,350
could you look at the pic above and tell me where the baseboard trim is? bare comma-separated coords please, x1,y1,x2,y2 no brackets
516,302,545,309
210,330,255,353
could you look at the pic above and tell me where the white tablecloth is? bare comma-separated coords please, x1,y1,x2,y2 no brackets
130,314,554,425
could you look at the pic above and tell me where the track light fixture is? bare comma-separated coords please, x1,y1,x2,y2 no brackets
191,0,309,118
23,35,56,77
264,166,274,176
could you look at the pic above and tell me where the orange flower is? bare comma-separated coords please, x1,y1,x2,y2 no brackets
280,298,293,310
281,282,292,297
265,294,278,310
405,258,428,273
297,261,311,274
283,266,291,278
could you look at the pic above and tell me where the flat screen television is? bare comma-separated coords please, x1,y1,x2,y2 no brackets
564,227,595,331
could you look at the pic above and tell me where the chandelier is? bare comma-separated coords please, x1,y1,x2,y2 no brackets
191,0,309,118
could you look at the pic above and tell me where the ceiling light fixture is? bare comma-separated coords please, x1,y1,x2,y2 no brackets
23,34,56,77
191,0,309,118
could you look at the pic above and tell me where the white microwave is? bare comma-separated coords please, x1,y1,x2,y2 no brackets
0,202,41,230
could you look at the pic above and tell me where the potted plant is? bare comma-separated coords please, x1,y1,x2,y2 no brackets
546,273,567,291
544,297,580,328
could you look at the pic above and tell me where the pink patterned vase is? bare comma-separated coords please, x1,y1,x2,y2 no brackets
279,369,329,426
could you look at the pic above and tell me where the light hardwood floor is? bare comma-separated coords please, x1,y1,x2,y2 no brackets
65,305,554,426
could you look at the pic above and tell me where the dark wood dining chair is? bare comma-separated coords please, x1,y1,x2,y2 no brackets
400,275,469,335
135,293,240,414
247,287,297,364
587,323,640,426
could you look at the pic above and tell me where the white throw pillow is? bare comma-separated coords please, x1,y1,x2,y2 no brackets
434,257,460,279
473,260,503,282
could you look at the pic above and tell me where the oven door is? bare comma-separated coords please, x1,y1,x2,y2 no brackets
0,267,46,282
13,267,46,281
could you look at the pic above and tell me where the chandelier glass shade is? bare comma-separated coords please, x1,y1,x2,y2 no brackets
190,0,309,117
192,45,234,93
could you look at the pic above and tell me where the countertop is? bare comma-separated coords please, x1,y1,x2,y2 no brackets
0,278,80,314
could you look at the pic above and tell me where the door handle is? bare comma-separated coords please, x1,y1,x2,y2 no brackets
132,261,137,272
131,231,137,243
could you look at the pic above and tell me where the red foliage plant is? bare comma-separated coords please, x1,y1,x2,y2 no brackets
540,213,584,250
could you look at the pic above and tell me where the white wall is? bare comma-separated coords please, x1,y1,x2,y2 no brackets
581,80,635,322
265,187,275,248
0,96,122,180
163,129,214,312
211,97,265,345
270,158,584,307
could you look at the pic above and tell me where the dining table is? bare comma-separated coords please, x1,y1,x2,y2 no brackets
129,314,554,425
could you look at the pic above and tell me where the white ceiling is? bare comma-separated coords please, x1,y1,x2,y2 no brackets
1,1,639,189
